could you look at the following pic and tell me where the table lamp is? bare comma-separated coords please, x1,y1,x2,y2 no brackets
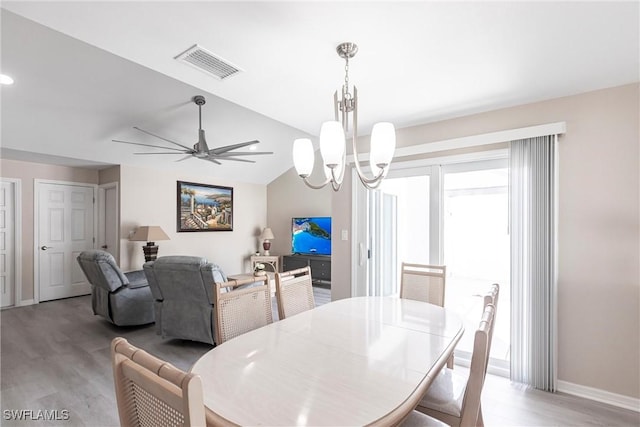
260,227,274,256
130,226,170,262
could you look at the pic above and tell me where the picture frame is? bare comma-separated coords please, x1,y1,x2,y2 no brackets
177,180,233,232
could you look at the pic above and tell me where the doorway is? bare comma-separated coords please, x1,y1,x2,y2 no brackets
0,179,21,308
35,180,95,302
98,182,119,261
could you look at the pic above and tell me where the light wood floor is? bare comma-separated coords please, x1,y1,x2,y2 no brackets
2,294,638,426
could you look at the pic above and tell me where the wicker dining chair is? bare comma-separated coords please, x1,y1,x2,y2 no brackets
484,283,500,368
111,337,207,427
214,276,273,345
400,263,450,366
400,263,446,306
275,266,315,320
415,301,496,427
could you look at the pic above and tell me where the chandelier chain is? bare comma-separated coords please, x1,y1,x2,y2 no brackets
344,57,350,99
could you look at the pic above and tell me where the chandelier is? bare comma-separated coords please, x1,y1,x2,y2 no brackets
292,42,396,191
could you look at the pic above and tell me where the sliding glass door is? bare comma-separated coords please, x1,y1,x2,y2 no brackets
360,158,510,372
376,173,433,295
367,190,397,296
442,161,510,372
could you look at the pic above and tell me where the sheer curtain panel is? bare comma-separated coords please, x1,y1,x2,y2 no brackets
509,135,558,392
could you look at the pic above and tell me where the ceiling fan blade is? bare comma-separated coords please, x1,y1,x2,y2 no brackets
113,139,188,152
209,140,260,155
134,152,192,155
213,156,256,163
176,155,194,162
203,157,222,165
214,151,273,157
133,126,193,150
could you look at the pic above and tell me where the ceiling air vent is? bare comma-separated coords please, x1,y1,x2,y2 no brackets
175,44,242,80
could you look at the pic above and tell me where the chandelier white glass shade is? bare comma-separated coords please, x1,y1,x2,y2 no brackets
292,42,396,191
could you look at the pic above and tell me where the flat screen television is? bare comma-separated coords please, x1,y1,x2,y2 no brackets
291,217,332,256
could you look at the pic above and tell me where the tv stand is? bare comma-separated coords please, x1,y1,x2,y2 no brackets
282,254,331,287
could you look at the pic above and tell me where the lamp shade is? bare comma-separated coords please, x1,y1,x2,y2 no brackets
292,138,315,177
319,121,345,167
370,122,396,168
260,227,275,240
130,226,170,242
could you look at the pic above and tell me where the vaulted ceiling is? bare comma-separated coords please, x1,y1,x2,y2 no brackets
1,2,638,185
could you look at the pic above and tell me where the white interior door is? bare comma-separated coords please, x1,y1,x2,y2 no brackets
0,180,15,307
37,182,95,302
98,183,119,261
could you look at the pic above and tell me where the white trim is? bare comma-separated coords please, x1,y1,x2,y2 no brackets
362,149,508,174
0,178,22,307
553,135,560,390
98,182,119,262
34,179,98,303
351,168,369,298
347,122,566,163
369,150,508,171
18,299,34,307
14,179,22,307
441,157,509,173
557,380,640,412
350,170,358,297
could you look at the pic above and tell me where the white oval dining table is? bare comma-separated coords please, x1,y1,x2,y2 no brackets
191,296,464,426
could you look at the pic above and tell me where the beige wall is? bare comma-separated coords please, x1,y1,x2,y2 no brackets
330,168,352,301
118,164,267,274
98,165,120,185
271,83,639,399
0,159,99,301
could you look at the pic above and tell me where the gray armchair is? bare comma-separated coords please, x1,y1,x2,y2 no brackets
143,256,227,345
76,250,155,326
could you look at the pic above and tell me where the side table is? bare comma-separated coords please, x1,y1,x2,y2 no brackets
250,255,279,273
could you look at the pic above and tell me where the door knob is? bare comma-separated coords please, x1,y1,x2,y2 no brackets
101,245,108,249
41,246,52,251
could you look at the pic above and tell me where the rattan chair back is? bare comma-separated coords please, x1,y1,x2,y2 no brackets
400,263,446,306
214,276,273,345
275,266,315,320
111,337,206,427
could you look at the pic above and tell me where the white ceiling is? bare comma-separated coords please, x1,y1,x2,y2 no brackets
1,1,638,185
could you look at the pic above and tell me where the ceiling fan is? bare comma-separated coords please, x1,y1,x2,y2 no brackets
113,95,272,164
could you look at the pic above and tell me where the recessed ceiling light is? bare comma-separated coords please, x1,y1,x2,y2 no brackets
0,74,14,85
249,144,257,151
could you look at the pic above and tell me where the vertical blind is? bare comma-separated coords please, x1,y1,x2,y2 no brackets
509,135,557,392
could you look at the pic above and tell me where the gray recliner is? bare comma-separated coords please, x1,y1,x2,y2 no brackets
76,250,155,326
143,256,227,345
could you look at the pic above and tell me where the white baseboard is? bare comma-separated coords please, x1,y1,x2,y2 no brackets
18,299,35,306
557,380,640,412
